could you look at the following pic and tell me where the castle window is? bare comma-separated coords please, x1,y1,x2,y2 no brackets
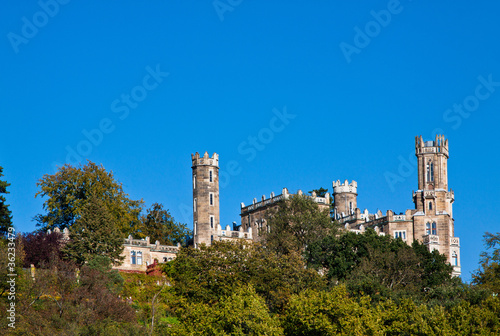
131,251,136,265
209,170,213,182
210,193,214,206
137,251,142,265
452,251,458,266
394,230,406,240
210,216,214,229
193,175,196,189
349,202,353,214
426,161,435,182
431,222,437,235
211,235,214,243
426,222,431,235
429,202,433,210
194,198,197,212
194,221,197,235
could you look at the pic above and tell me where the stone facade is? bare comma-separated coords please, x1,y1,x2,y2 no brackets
113,236,180,272
240,188,330,242
332,135,460,276
192,151,252,247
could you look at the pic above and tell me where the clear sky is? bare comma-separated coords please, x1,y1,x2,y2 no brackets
1,1,499,282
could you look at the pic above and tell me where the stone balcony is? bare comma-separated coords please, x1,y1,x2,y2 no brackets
423,234,439,245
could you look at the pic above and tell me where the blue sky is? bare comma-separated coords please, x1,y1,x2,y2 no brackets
1,1,499,282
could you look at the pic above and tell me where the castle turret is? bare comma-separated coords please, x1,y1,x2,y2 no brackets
413,135,459,276
192,152,220,247
332,180,357,217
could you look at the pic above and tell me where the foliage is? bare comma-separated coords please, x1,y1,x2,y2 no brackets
138,202,190,245
6,255,142,335
35,160,143,234
63,196,125,266
0,166,13,237
306,229,453,298
264,194,336,255
473,232,500,294
165,285,283,336
163,240,325,312
21,230,63,268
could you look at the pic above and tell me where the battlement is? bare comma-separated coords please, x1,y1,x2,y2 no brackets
332,180,357,194
415,135,449,157
191,152,219,167
240,188,330,214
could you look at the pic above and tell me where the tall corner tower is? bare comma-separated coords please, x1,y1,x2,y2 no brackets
413,135,460,276
332,180,358,218
192,151,220,247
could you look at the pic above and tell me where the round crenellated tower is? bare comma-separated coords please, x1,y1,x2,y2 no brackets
192,152,220,247
332,180,358,217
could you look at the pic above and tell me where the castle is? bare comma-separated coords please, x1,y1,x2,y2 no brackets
115,135,460,277
191,135,460,277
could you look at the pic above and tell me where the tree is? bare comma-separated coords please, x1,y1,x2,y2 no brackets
165,285,283,336
308,187,329,197
63,197,125,266
263,194,336,255
35,161,143,234
473,232,500,294
22,230,64,268
163,240,325,312
139,203,190,245
0,166,13,237
306,229,453,297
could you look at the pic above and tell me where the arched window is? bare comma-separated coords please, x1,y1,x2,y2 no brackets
429,202,433,210
194,221,197,235
193,175,196,189
431,222,437,235
194,198,197,212
425,222,431,235
131,251,136,265
452,251,458,266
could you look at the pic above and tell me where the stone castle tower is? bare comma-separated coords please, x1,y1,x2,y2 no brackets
332,180,358,218
413,135,458,265
192,152,220,247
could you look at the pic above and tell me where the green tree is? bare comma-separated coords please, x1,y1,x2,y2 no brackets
163,240,325,312
306,229,452,298
139,203,190,245
35,161,143,234
473,232,500,294
165,285,283,336
0,166,13,237
308,187,329,197
264,194,336,255
63,197,125,266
